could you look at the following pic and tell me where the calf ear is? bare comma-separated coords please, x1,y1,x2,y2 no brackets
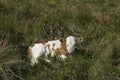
59,38,65,42
76,37,84,43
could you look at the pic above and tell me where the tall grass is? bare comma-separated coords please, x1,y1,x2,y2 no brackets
0,0,120,80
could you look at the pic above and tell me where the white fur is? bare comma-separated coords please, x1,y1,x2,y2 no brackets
29,43,46,65
45,40,61,57
59,54,67,59
66,36,77,54
44,59,51,63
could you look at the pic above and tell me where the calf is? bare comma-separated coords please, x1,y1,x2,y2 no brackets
28,36,84,65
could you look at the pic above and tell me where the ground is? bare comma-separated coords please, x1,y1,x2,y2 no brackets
0,0,120,80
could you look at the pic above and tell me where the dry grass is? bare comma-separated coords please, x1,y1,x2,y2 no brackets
0,0,120,80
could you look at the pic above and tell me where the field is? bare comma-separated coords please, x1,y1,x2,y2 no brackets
0,0,120,80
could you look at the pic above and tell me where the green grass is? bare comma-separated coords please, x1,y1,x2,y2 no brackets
0,0,120,80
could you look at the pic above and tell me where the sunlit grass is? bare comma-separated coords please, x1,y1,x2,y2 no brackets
0,0,120,80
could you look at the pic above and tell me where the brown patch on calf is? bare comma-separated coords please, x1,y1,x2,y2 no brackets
46,44,50,50
54,41,68,56
53,43,55,47
27,47,33,60
42,40,48,45
36,39,48,45
59,38,65,42
52,43,55,51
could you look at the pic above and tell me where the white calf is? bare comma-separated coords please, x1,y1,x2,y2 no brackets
28,36,84,65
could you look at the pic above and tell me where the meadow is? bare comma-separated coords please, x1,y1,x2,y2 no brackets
0,0,120,80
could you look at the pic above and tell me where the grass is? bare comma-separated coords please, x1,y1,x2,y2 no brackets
0,0,120,80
